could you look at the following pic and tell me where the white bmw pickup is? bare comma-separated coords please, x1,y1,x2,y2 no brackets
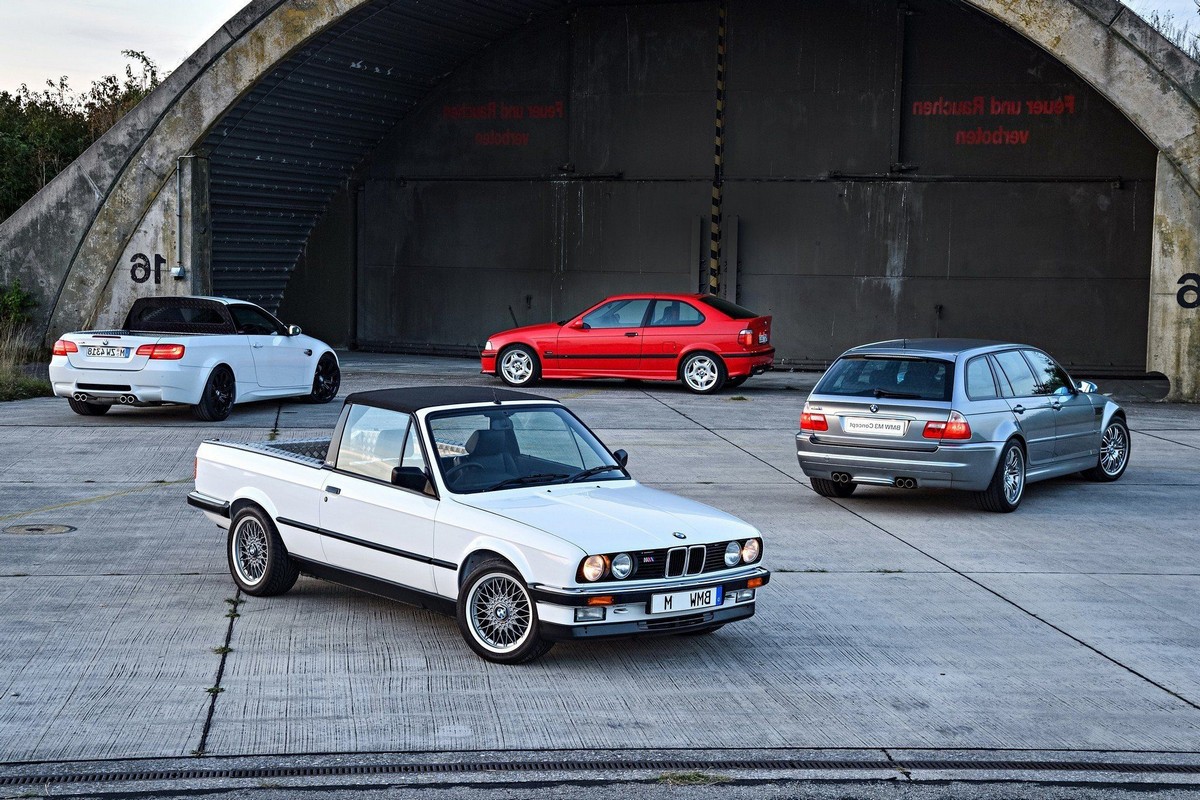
188,386,770,663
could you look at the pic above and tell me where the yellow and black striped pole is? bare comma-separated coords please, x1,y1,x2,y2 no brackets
708,0,728,296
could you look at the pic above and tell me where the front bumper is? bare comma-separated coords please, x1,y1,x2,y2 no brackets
795,433,1001,491
480,351,497,375
530,566,769,640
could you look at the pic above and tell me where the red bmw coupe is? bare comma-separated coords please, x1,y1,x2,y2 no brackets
481,294,774,394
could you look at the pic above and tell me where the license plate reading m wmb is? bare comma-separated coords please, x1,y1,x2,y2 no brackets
650,586,722,614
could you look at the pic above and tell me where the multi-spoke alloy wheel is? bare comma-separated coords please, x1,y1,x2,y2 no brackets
499,346,539,387
226,507,298,596
456,559,553,663
1084,418,1130,482
979,439,1025,513
1002,446,1025,506
194,366,236,421
308,353,340,403
680,352,726,394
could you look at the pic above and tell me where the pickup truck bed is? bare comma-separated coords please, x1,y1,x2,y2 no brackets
211,439,331,468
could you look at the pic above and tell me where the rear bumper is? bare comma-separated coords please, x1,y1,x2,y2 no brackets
722,348,775,378
49,359,205,405
795,434,1000,491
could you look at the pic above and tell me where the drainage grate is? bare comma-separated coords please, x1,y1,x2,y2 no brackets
3,523,75,535
0,757,1198,787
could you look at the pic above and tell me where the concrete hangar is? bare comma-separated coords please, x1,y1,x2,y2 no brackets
1,0,1198,400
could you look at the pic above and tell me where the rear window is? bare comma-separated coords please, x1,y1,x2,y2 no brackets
698,296,758,319
815,356,953,402
124,299,233,334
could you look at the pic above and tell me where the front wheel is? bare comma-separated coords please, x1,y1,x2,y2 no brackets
1082,418,1130,482
456,559,553,664
306,353,340,403
227,506,298,596
193,366,235,421
498,345,540,387
978,439,1025,512
680,352,727,394
67,397,110,416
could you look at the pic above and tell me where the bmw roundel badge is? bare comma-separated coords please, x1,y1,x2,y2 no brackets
673,532,687,540
870,404,879,413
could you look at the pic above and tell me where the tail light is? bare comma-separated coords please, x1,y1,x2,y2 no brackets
52,339,78,356
738,329,754,347
800,402,828,432
924,410,972,440
136,344,186,360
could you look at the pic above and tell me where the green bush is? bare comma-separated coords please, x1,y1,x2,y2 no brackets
0,279,37,330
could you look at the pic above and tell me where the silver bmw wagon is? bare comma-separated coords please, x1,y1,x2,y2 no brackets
795,339,1129,512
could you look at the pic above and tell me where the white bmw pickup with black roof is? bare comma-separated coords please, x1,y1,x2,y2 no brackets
188,386,769,663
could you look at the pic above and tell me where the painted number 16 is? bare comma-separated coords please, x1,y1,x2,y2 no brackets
130,252,167,284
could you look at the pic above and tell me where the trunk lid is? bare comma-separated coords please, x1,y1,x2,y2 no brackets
63,331,164,372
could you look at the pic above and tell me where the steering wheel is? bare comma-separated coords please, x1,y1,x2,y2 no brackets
444,461,486,484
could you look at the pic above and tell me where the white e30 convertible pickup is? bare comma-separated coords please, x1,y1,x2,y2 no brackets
188,386,770,663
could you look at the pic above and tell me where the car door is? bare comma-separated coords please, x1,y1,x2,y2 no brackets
1023,349,1097,463
228,304,311,388
640,299,706,378
320,407,437,593
554,298,650,375
990,349,1057,468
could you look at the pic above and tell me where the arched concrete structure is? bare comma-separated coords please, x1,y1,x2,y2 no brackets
0,0,1196,398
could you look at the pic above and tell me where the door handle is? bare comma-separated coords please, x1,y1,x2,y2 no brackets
624,331,639,337
1050,401,1062,410
325,486,341,495
304,349,313,356
1012,404,1025,415
252,343,264,349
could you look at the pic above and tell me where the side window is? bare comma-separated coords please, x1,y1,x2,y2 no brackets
229,305,281,335
965,356,998,400
336,406,412,482
400,424,427,473
581,299,651,329
992,350,1039,397
648,300,705,327
1022,350,1073,396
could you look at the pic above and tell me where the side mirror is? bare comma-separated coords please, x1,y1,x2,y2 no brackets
569,320,590,330
1075,380,1098,394
392,466,434,495
612,448,628,468
286,325,303,336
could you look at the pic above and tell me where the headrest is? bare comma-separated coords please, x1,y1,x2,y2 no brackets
466,429,508,457
374,428,408,459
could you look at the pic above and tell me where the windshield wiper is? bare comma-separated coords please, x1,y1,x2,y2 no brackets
872,388,923,399
567,464,623,483
483,473,569,491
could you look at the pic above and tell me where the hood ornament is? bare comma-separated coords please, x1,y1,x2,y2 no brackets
672,532,687,540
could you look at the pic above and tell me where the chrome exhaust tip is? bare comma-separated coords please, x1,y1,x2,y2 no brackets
120,395,136,404
831,472,852,484
72,392,87,402
894,477,917,489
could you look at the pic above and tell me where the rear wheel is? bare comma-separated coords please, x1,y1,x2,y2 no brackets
193,365,236,422
978,439,1025,512
680,351,727,394
306,353,340,403
1082,418,1130,482
811,476,856,498
457,559,552,664
227,506,298,596
67,397,110,416
498,345,540,388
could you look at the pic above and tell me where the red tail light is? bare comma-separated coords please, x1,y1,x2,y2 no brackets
800,402,828,432
52,339,78,356
738,329,754,347
136,343,186,360
923,410,972,440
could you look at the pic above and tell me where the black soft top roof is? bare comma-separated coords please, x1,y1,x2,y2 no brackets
345,386,549,414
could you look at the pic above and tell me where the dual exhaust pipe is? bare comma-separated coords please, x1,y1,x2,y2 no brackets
72,392,137,404
830,471,918,489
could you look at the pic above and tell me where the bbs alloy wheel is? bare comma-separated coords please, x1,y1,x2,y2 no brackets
456,559,552,664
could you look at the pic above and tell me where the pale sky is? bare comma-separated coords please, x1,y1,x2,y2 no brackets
0,1,1196,95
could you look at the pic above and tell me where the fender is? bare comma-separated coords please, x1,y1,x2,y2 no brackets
230,486,282,524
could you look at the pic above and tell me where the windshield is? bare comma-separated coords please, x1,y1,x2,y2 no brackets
426,405,625,493
815,356,954,402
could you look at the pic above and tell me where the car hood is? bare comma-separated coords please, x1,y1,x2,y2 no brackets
452,480,759,552
491,321,562,340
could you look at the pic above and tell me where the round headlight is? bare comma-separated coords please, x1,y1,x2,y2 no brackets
581,555,607,582
724,542,741,567
741,538,761,563
611,553,633,579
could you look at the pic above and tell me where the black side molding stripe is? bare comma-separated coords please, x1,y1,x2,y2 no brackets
187,492,230,518
277,517,457,571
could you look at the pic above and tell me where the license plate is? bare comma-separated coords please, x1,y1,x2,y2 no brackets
649,586,723,614
758,332,769,344
842,416,906,437
86,346,127,358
